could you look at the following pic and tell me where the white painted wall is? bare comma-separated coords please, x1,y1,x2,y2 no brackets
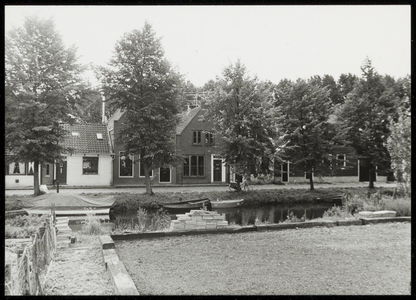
66,155,112,186
5,175,34,188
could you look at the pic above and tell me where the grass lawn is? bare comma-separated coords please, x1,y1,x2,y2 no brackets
115,222,411,295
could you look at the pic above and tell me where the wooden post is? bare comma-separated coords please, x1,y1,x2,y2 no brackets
26,252,31,295
5,263,11,294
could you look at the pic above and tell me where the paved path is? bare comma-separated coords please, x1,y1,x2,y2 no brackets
5,182,397,196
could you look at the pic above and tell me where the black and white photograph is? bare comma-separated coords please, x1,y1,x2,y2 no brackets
4,4,411,296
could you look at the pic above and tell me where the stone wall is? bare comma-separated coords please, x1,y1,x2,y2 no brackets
170,210,228,231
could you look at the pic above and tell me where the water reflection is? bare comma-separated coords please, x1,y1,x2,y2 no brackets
215,203,336,226
111,202,338,229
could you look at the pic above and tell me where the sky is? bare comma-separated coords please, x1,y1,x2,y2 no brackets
5,5,411,87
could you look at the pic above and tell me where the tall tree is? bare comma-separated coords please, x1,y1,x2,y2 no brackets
274,78,345,190
336,58,398,188
337,73,358,103
208,61,278,191
5,15,83,195
99,22,181,195
386,95,411,194
310,75,343,106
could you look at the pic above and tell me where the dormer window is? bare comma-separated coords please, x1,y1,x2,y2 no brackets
97,133,103,140
193,131,202,145
205,132,214,145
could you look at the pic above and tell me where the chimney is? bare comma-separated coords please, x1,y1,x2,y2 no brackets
101,93,106,124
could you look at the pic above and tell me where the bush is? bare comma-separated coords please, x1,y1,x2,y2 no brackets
322,205,354,220
283,211,306,223
381,196,411,217
5,215,48,238
81,211,103,235
148,208,171,231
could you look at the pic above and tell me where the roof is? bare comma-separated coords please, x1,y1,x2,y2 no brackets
176,106,201,135
62,123,111,154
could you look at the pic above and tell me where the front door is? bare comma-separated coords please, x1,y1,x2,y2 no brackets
359,159,376,182
281,162,289,182
56,161,67,185
159,167,171,183
213,159,222,182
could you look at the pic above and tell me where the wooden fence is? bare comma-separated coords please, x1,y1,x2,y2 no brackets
5,206,57,295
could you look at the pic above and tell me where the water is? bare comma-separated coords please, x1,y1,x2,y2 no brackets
110,202,339,231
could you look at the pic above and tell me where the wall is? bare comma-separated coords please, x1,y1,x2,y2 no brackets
66,154,112,186
176,106,225,184
5,175,34,188
112,114,177,186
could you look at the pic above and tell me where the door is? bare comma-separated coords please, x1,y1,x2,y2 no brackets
281,162,289,182
159,167,171,183
213,159,222,182
56,161,67,185
359,159,376,182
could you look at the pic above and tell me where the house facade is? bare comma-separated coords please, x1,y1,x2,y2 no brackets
56,123,113,187
275,145,388,183
5,160,54,189
109,101,229,186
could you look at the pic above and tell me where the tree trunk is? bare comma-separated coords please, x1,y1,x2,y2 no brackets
309,172,314,191
34,161,40,196
143,163,153,195
368,163,375,189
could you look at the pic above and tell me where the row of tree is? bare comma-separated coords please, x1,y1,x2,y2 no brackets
5,16,410,195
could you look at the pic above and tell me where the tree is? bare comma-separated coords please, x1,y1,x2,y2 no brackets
208,61,278,191
274,78,345,190
5,15,83,195
310,75,343,106
336,58,398,188
385,80,411,194
99,22,181,195
337,73,358,103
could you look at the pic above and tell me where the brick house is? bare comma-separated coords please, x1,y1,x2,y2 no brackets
275,145,388,183
108,100,229,186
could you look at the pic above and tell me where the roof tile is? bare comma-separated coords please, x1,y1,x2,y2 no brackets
62,123,110,154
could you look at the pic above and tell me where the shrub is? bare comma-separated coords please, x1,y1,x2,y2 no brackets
81,211,103,235
148,208,171,231
283,211,305,223
322,205,354,220
137,207,148,232
5,215,48,238
381,196,411,217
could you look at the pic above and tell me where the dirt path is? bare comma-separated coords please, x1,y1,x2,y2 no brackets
42,237,113,296
116,222,411,295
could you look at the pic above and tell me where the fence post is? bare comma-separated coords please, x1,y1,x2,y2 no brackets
26,251,31,295
5,263,11,294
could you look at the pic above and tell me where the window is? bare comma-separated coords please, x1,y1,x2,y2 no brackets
336,154,346,168
27,162,35,175
83,157,99,175
205,132,214,145
119,152,134,177
139,156,153,177
46,164,50,177
193,131,202,144
6,162,26,175
183,155,204,177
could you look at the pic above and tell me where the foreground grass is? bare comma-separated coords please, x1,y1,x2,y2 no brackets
115,222,410,295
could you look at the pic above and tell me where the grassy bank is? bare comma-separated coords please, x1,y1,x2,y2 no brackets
115,222,411,295
107,188,353,214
